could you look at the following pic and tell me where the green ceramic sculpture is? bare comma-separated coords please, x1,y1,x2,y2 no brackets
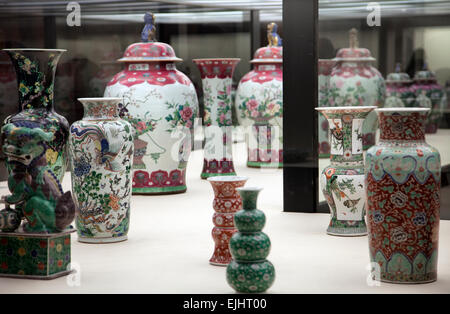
226,187,275,293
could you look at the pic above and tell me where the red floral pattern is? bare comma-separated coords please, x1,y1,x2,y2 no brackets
379,111,427,141
202,158,235,175
132,169,185,188
193,59,240,79
119,42,179,61
239,64,282,85
332,65,379,79
251,46,282,63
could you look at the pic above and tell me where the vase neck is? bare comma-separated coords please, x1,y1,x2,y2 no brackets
237,188,261,210
79,98,120,120
4,49,64,111
378,110,427,142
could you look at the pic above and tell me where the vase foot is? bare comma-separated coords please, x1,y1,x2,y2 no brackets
78,235,128,244
209,261,228,267
326,226,367,237
246,161,283,168
132,185,187,195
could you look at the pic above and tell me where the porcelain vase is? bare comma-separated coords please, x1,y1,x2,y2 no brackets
235,46,283,168
365,108,440,283
3,48,70,182
69,98,134,243
104,16,199,195
227,187,275,293
316,106,376,236
384,64,415,108
193,58,240,178
207,176,248,266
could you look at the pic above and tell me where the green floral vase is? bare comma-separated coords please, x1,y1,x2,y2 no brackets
226,187,275,293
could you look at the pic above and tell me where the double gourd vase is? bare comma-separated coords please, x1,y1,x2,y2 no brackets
328,29,385,150
366,108,440,284
207,176,248,266
3,48,70,182
69,98,134,243
193,58,240,179
235,23,283,168
104,13,199,194
227,187,275,293
316,106,376,236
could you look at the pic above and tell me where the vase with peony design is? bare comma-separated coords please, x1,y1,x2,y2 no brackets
316,106,376,236
193,58,240,178
328,29,385,150
69,98,134,243
235,31,283,168
207,176,248,266
365,108,440,283
411,65,446,134
104,14,199,195
318,59,336,158
2,48,69,182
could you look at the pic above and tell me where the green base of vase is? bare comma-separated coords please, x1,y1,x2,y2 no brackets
201,172,236,179
326,226,367,237
247,161,283,168
132,185,187,195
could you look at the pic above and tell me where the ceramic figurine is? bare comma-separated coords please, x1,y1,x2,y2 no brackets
104,13,199,194
235,23,283,168
365,108,440,283
316,106,376,236
227,187,275,293
318,59,336,158
69,98,134,243
207,176,248,266
384,63,415,108
194,58,240,178
0,122,76,279
2,48,70,182
328,29,385,150
411,64,446,133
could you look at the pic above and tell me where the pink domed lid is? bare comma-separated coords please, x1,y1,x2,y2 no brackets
250,22,282,63
118,12,182,63
334,28,375,62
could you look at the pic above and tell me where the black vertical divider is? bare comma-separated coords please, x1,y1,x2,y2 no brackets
250,10,261,56
282,0,318,213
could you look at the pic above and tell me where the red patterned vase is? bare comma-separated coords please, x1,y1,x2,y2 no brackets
384,63,415,108
104,14,199,194
411,65,445,134
329,28,385,150
193,58,240,179
207,176,248,266
235,28,283,168
366,108,441,283
318,59,336,158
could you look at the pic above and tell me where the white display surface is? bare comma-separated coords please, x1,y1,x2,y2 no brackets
0,140,449,294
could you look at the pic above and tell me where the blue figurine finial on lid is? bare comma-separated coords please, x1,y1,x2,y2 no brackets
141,12,156,43
267,22,282,47
395,62,401,73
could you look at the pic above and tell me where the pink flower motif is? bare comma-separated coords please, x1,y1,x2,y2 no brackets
335,80,344,89
328,98,335,105
218,101,226,107
180,107,193,121
246,99,259,112
136,121,146,132
356,81,361,86
251,110,259,118
226,85,231,94
219,113,226,123
185,120,192,128
267,103,275,110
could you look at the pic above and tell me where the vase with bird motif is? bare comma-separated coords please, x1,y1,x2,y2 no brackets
104,13,199,194
316,106,376,236
69,98,134,243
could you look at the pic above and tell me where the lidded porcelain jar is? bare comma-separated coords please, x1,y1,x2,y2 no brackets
104,13,199,194
329,28,385,150
411,65,446,134
384,63,415,108
235,23,283,168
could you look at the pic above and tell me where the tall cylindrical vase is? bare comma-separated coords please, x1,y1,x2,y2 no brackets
193,58,240,179
316,106,376,236
366,108,440,283
3,48,69,182
69,98,134,243
207,176,248,266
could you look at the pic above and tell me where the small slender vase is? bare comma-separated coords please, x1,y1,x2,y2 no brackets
384,63,415,108
193,58,240,179
316,106,376,236
227,187,275,293
69,98,134,243
207,176,248,266
235,26,283,168
365,108,440,284
328,29,385,150
318,59,336,158
411,66,446,134
3,48,70,182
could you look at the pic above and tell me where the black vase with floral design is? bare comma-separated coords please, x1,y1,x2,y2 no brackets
2,49,69,182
